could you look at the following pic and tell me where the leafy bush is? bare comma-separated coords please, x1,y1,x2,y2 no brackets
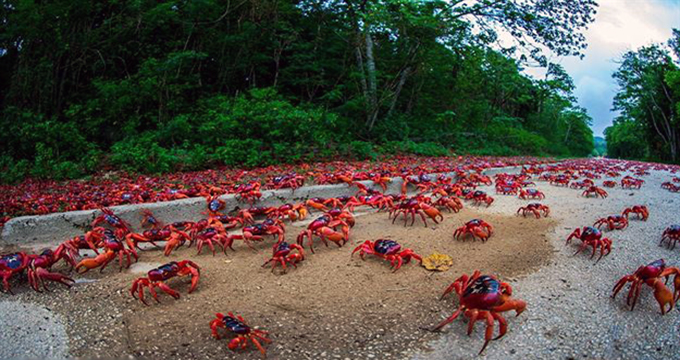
380,141,449,157
213,139,269,168
110,133,179,173
344,141,378,160
0,156,30,184
604,120,647,160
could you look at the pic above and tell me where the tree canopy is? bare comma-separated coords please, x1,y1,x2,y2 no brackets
0,0,597,181
606,29,680,163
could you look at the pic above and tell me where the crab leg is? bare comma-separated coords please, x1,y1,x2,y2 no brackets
612,275,634,299
478,311,495,354
417,211,428,227
473,228,489,242
630,280,643,310
29,268,74,292
492,312,508,340
432,307,463,332
391,256,403,272
147,284,163,304
465,309,480,335
573,240,589,256
157,282,180,299
197,238,218,256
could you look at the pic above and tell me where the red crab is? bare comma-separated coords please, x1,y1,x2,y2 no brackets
141,209,164,229
401,173,434,195
612,259,680,314
234,182,262,203
210,312,271,358
267,173,305,190
570,180,593,189
518,189,545,200
0,251,74,294
621,176,644,189
305,197,331,212
262,242,305,273
54,231,103,268
231,219,286,249
594,215,628,231
389,197,443,227
369,173,392,192
432,271,526,354
210,214,245,230
660,225,680,250
352,239,422,272
296,214,350,253
194,225,234,255
622,205,649,221
127,227,192,256
326,208,356,227
550,175,570,186
130,260,200,305
566,227,611,261
205,195,226,216
26,249,76,292
433,196,464,213
469,173,493,186
345,194,397,212
517,203,550,218
582,186,608,198
92,207,131,238
266,203,307,222
495,183,520,195
602,180,617,188
466,190,494,207
75,229,138,273
238,206,274,225
661,181,676,190
454,219,493,242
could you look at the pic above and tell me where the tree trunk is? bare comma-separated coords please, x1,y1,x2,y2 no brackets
364,28,379,131
563,120,572,143
354,45,369,111
386,66,411,119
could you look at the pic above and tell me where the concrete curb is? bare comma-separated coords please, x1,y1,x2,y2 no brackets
1,166,524,247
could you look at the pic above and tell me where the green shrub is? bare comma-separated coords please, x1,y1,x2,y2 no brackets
0,156,30,184
110,133,178,173
379,141,449,157
213,139,269,168
344,141,378,160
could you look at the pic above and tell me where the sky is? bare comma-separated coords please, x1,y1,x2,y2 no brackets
525,0,680,137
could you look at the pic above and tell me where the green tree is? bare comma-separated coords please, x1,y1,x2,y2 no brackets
609,30,680,162
0,0,598,181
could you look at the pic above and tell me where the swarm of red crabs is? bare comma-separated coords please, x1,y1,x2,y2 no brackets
2,157,680,357
1,156,550,222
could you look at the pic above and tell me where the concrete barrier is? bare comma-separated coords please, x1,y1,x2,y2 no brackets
1,166,524,247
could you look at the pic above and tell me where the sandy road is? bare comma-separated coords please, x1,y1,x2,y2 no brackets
1,164,678,360
416,169,680,360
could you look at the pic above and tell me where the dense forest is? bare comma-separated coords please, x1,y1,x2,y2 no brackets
0,0,598,182
605,29,680,163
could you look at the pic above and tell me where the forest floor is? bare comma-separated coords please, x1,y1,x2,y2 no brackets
0,167,678,359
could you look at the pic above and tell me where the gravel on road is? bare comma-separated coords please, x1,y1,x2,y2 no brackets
415,169,680,360
0,300,69,359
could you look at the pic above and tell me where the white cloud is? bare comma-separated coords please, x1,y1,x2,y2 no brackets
526,0,680,137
